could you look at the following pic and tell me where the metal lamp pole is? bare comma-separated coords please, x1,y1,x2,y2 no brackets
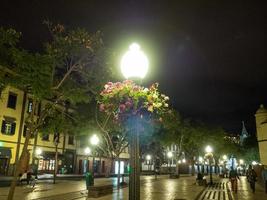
129,118,140,200
120,43,149,200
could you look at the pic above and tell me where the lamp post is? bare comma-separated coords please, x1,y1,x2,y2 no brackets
84,147,91,172
121,43,148,200
90,134,99,185
167,151,173,175
35,148,42,175
146,155,152,171
205,145,213,185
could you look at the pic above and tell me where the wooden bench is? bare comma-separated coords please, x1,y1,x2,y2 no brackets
88,185,113,198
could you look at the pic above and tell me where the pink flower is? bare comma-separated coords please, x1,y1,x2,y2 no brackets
125,100,133,108
119,104,126,112
99,104,105,112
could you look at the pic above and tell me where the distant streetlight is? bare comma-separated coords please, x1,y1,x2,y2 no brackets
89,134,99,185
146,155,152,171
167,151,173,158
222,155,227,160
36,148,42,156
121,43,149,200
84,147,91,155
90,134,100,146
239,159,244,165
205,145,214,185
252,161,257,165
205,145,213,154
182,158,186,163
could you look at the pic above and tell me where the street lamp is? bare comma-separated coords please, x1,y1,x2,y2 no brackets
167,151,173,174
205,145,213,185
84,147,91,173
90,134,99,185
121,43,148,200
146,155,152,171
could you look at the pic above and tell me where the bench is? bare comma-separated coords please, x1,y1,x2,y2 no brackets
88,185,113,198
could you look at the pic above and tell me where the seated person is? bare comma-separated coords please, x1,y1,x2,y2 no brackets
20,170,28,184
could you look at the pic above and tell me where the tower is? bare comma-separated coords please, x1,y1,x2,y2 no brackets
240,121,249,145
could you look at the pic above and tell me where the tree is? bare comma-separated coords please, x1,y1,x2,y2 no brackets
1,22,112,200
98,80,170,186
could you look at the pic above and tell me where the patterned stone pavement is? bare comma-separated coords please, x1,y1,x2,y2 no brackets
0,175,204,200
1,175,266,200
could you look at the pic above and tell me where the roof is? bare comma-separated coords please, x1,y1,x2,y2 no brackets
256,104,267,114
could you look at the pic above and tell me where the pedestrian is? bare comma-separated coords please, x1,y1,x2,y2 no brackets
262,166,267,194
229,167,239,193
247,165,257,193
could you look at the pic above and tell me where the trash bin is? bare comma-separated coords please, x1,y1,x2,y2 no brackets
85,172,94,189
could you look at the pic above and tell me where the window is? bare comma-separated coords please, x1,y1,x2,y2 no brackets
42,134,49,141
1,120,16,135
7,92,17,109
27,98,33,113
68,135,74,145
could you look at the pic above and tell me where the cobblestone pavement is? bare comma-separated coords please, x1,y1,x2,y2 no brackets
0,175,204,200
197,176,267,200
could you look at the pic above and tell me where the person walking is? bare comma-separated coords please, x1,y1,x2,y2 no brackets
229,167,239,193
247,165,257,193
262,166,267,194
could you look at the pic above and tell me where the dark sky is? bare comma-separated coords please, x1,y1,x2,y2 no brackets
1,0,267,134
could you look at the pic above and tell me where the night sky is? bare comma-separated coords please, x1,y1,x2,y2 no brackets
1,1,267,134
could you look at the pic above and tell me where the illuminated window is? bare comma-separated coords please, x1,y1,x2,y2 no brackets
1,120,16,135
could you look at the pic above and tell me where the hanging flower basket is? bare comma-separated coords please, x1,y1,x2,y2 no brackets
98,80,170,122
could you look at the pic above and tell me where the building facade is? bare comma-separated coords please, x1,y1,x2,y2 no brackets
255,104,267,166
0,86,130,176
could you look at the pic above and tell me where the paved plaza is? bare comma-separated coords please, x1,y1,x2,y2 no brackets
0,175,266,200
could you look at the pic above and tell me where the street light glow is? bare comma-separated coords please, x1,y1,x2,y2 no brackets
205,145,213,153
222,155,227,160
90,134,99,146
36,148,42,156
120,43,149,79
146,155,151,160
252,161,257,165
182,158,186,163
239,159,244,165
199,156,203,162
84,147,91,155
167,151,173,158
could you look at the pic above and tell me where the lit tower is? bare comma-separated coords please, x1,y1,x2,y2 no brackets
240,121,249,145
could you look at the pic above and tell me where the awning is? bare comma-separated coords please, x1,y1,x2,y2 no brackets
0,147,12,158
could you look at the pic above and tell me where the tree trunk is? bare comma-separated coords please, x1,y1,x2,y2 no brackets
53,144,58,184
117,157,121,188
7,128,32,200
191,159,195,176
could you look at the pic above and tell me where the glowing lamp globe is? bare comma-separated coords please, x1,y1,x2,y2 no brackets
146,155,151,161
167,151,173,158
90,134,99,146
120,43,149,79
240,159,244,165
205,145,213,153
36,148,42,156
84,147,91,155
222,155,227,160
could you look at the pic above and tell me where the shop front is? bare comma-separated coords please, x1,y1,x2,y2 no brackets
0,147,11,175
37,151,63,174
